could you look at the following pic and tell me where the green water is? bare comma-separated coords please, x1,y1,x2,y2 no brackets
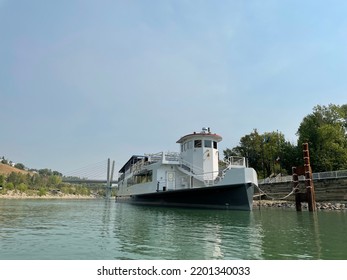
0,199,346,260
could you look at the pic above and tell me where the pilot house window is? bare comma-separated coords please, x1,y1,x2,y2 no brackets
194,140,202,148
204,140,212,148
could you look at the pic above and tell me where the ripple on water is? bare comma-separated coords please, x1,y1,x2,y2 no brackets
1,200,347,259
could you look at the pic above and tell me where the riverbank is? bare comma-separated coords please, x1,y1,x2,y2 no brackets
0,190,99,200
1,191,346,210
253,199,346,211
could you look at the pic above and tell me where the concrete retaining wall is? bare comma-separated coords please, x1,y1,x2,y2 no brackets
258,178,347,202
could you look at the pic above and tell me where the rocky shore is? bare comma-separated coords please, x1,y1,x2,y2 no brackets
253,199,346,211
0,190,99,200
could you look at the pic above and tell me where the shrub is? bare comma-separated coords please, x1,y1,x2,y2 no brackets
38,187,47,197
17,183,28,193
6,182,14,190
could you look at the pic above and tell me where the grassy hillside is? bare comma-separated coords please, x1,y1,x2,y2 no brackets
0,163,32,176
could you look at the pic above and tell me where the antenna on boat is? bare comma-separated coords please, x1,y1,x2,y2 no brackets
202,127,210,134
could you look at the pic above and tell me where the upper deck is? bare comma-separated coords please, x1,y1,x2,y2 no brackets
118,152,180,174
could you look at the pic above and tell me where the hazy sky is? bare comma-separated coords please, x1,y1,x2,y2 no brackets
1,0,346,177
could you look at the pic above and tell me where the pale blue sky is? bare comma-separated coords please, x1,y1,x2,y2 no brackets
1,0,346,176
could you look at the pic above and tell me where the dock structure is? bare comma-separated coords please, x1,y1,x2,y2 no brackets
292,143,317,211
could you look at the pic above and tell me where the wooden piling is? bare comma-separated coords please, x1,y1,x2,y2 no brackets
293,143,317,212
303,143,316,211
292,167,301,211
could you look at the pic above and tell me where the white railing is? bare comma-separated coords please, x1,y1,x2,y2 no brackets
142,153,249,187
313,170,347,180
177,156,248,186
145,152,163,163
178,158,204,175
145,152,180,163
156,172,221,191
259,169,347,184
163,152,180,162
225,156,246,167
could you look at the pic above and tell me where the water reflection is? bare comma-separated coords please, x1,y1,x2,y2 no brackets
112,204,263,259
253,208,347,260
1,199,346,260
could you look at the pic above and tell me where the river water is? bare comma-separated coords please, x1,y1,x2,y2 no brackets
0,199,346,260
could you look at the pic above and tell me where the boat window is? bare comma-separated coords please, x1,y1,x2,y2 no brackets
213,141,218,149
204,140,212,148
188,141,193,149
181,144,183,152
128,171,153,186
194,140,202,148
135,171,153,184
184,142,187,151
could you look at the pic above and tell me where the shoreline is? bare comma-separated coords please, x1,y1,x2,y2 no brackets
1,192,346,211
253,199,346,211
0,191,100,200
1,191,346,211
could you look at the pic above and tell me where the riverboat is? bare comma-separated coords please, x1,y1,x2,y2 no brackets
116,128,258,210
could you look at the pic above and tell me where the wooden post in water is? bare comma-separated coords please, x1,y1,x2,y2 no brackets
293,143,317,212
292,166,301,211
303,143,316,211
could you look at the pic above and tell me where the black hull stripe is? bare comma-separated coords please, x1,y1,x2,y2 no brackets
116,183,255,211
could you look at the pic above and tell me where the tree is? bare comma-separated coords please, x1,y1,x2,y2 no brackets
29,173,43,189
14,163,25,170
48,175,62,186
7,172,28,187
38,169,53,177
0,175,5,187
6,182,14,190
297,104,347,171
17,183,28,193
52,170,62,177
224,129,298,178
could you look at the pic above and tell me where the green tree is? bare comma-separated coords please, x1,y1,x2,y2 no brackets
7,172,28,187
224,129,298,178
297,104,347,171
14,163,25,170
52,170,62,176
38,168,53,177
5,182,14,190
29,173,43,189
48,175,62,186
38,187,47,197
0,174,5,187
17,183,28,193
